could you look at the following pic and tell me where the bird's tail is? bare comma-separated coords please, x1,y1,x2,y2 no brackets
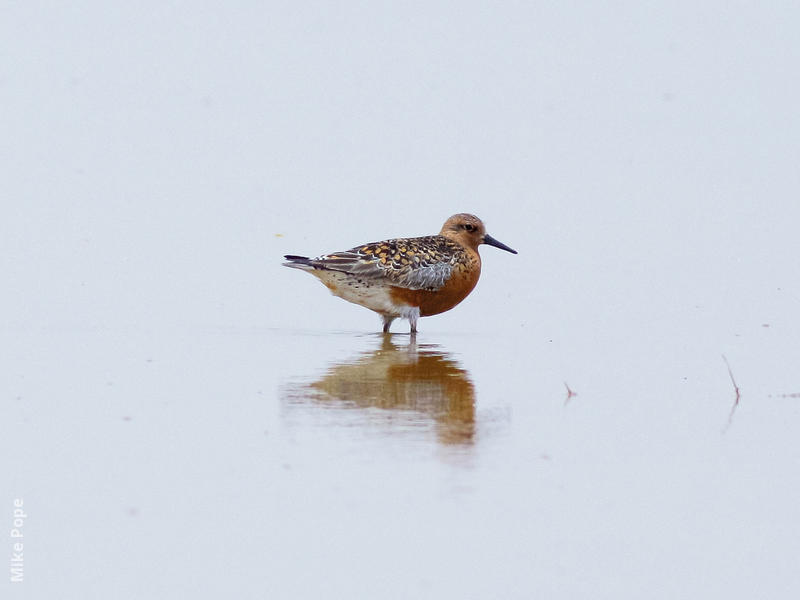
282,255,315,271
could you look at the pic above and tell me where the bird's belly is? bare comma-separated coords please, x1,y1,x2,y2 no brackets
314,271,408,316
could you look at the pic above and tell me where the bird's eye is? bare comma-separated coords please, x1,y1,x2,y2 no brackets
463,223,475,232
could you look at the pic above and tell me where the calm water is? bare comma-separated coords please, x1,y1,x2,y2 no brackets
5,318,800,598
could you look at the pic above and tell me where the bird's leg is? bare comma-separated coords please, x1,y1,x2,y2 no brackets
382,316,395,333
409,312,419,335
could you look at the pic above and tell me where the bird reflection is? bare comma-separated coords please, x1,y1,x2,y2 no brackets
287,335,476,445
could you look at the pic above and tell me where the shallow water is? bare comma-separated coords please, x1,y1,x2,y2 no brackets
5,317,800,598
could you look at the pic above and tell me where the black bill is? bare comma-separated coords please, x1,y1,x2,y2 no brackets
482,233,518,254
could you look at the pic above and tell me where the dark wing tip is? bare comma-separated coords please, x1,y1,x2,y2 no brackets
282,254,315,270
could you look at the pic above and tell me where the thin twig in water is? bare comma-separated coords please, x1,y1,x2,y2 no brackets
564,382,577,406
722,355,741,432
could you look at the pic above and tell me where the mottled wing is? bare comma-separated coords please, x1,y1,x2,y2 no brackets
308,236,457,291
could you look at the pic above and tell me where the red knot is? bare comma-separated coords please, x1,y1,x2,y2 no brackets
283,213,517,333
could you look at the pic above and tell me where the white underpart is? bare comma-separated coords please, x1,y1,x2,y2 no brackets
314,271,420,323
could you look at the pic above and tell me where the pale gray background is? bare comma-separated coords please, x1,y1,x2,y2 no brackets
3,2,800,599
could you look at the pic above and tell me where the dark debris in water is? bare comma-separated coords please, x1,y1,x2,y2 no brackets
563,382,577,406
722,355,741,433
